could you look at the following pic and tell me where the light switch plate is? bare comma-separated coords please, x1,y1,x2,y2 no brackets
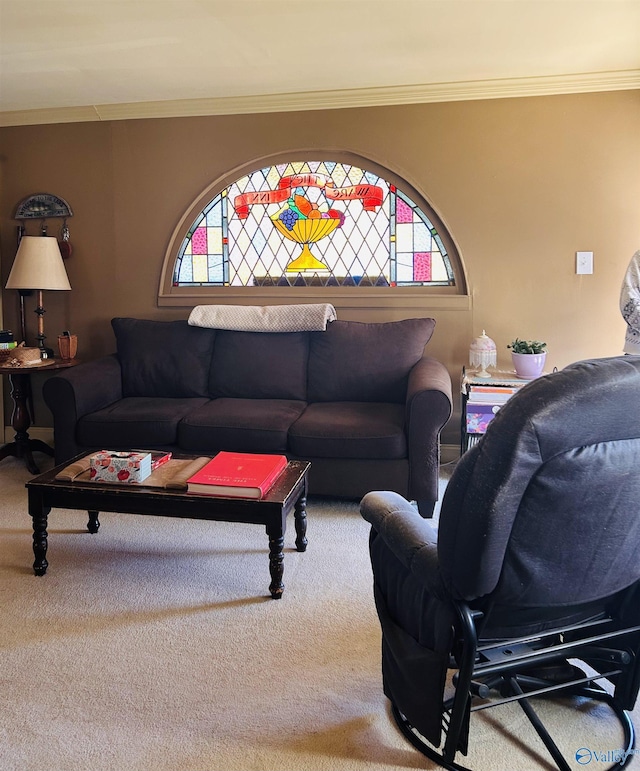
576,251,594,274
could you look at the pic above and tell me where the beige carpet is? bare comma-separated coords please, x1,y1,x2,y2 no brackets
0,456,637,771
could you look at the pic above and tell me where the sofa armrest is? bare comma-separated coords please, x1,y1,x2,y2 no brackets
43,354,123,463
405,355,453,516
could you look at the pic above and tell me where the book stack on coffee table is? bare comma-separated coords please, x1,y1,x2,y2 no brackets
186,451,288,499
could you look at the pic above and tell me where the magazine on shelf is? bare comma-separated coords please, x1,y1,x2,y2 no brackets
466,403,501,434
467,385,520,404
186,451,288,499
464,368,535,387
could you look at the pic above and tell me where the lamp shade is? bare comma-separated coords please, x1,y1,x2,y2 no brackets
469,330,497,378
5,236,71,291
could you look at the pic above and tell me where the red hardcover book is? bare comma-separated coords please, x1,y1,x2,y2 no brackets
186,451,288,498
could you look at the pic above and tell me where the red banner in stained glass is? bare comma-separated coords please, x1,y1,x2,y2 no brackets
234,173,383,219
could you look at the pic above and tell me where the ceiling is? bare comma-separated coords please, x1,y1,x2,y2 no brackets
1,0,639,126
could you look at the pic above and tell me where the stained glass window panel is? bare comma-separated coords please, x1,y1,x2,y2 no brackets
413,253,432,282
191,227,207,254
173,160,455,288
193,254,208,283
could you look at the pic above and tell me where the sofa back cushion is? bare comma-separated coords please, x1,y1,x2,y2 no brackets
209,330,309,400
307,318,436,403
112,318,216,398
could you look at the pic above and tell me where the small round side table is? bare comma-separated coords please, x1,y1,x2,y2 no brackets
0,358,79,474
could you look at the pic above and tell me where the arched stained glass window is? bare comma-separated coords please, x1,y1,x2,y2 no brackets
172,161,456,288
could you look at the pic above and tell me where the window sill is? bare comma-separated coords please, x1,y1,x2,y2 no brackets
158,285,470,312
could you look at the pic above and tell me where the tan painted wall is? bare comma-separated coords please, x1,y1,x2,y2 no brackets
1,90,639,446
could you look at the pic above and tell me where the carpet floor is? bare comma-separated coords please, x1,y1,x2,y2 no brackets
0,456,637,771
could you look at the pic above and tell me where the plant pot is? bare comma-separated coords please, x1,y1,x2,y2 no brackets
511,351,546,379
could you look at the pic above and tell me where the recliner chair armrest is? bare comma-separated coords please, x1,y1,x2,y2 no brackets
361,490,445,596
405,356,453,515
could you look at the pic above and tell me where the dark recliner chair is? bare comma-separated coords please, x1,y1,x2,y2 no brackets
361,356,640,771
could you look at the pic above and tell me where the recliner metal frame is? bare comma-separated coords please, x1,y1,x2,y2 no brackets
393,595,640,771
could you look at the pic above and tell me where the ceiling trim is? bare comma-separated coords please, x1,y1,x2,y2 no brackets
2,69,639,128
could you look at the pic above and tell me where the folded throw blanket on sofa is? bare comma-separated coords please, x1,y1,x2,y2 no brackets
188,303,337,332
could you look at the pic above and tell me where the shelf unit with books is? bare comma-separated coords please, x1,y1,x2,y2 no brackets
460,367,536,454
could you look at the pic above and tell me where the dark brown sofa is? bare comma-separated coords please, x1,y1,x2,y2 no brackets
43,316,452,515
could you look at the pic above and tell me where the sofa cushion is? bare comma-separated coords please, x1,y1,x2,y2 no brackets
112,318,216,398
288,402,407,459
307,318,436,403
178,398,307,454
209,330,309,400
76,397,209,447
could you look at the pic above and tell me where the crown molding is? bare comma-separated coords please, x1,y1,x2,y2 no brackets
0,105,102,127
2,70,639,127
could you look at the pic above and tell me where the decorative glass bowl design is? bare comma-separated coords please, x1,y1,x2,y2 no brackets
271,217,341,271
271,194,344,272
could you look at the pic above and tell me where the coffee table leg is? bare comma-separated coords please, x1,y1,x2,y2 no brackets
30,503,50,576
267,527,284,599
87,510,101,534
294,492,308,552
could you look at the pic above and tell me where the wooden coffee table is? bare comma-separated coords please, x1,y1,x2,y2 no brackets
26,453,310,599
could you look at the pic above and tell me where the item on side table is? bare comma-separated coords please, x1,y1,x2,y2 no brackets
0,330,15,344
57,331,78,360
507,338,547,379
468,330,497,378
186,451,288,498
3,342,43,366
89,450,152,483
4,236,72,358
0,338,18,363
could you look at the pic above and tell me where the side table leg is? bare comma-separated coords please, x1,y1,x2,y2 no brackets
28,439,55,458
267,527,285,599
2,372,43,474
21,445,42,476
294,493,308,552
0,372,56,475
87,510,101,534
31,504,51,576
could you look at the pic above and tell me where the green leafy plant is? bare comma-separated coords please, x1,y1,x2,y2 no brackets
508,338,547,354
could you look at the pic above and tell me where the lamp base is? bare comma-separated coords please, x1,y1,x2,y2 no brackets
34,291,55,358
36,339,54,359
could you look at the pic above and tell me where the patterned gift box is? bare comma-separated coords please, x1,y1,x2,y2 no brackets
89,451,152,483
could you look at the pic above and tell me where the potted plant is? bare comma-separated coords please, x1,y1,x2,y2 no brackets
508,338,547,379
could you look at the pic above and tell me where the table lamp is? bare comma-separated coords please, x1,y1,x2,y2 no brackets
5,236,72,358
469,330,497,378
